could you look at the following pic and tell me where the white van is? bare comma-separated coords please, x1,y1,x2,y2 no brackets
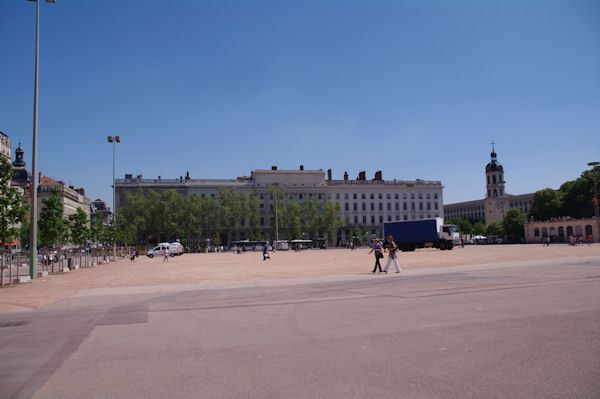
169,242,184,255
146,243,178,258
158,242,184,255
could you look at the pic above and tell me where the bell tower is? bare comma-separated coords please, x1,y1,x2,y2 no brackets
14,143,26,168
485,141,505,198
11,142,31,189
484,142,508,226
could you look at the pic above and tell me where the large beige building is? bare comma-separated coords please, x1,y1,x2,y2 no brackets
0,131,10,162
115,167,444,244
444,146,534,226
35,173,91,222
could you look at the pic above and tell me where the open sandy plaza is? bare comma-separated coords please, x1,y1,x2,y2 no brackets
1,244,599,399
1,244,598,313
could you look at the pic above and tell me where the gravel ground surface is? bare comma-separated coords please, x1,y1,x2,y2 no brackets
0,244,598,313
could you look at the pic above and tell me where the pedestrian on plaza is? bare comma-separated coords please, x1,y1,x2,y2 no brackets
460,237,464,248
369,238,384,273
135,249,139,258
130,250,136,262
263,245,270,261
383,235,402,273
163,246,169,262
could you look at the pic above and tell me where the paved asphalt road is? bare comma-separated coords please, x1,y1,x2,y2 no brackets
1,256,599,399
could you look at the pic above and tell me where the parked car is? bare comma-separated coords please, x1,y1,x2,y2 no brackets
167,242,184,255
146,244,178,258
487,235,503,244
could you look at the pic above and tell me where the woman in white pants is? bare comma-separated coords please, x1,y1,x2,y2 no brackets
383,235,402,273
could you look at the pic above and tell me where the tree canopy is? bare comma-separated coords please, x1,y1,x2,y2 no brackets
486,221,504,237
0,156,28,249
529,166,600,220
502,209,526,242
38,189,67,248
115,188,344,246
68,207,90,246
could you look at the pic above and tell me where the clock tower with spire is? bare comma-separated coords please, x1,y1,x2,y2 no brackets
484,142,509,226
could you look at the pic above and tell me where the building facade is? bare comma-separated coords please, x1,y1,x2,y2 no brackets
91,198,112,225
444,146,534,226
0,131,11,162
115,167,444,244
35,173,91,222
524,217,599,243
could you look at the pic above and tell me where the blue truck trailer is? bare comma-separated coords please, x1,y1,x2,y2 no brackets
383,218,458,251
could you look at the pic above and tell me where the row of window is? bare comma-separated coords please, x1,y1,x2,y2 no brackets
487,174,503,185
533,225,593,238
177,191,441,203
350,214,440,224
344,202,439,211
256,214,443,227
338,192,438,200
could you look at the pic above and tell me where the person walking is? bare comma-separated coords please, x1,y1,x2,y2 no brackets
163,246,169,262
263,245,270,261
383,235,402,273
369,238,384,273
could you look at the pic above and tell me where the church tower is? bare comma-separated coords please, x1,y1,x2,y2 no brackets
485,142,505,199
484,142,508,226
12,143,31,189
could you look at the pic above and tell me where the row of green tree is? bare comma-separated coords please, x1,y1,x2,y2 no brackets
529,166,599,221
1,155,116,250
18,195,116,249
447,209,527,242
116,187,345,247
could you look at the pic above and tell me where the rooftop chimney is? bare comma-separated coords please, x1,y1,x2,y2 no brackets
327,168,332,180
300,165,304,171
374,171,382,180
344,171,348,181
271,166,278,170
358,171,366,181
75,188,85,195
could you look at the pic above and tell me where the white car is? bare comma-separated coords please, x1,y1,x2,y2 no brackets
147,244,178,258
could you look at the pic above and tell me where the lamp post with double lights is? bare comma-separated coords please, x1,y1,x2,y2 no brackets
28,0,56,279
108,136,120,261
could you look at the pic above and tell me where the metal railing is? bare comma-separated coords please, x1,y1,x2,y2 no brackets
0,246,133,287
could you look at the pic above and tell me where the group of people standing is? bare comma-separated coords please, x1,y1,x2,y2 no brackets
369,236,402,274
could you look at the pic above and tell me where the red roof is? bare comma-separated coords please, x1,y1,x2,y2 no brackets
39,174,63,186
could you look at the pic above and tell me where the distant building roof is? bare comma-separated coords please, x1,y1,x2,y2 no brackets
39,174,63,186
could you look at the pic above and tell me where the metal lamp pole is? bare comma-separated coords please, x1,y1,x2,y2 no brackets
274,187,279,251
28,0,56,280
107,136,120,261
588,161,599,218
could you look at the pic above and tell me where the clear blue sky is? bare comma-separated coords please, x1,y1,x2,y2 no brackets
1,0,599,207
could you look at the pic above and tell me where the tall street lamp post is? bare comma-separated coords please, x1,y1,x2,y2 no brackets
28,0,56,280
108,136,120,261
588,161,599,218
